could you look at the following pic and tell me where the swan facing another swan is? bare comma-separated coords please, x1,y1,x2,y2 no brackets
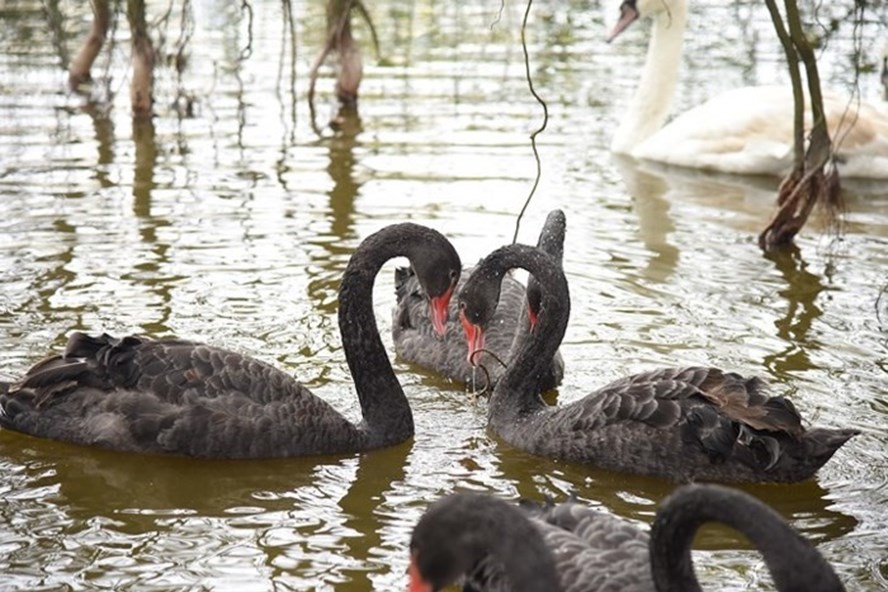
0,223,461,458
458,243,858,483
393,210,566,390
408,485,846,592
608,0,888,178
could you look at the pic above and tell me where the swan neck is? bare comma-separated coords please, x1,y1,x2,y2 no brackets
338,229,414,448
611,0,687,153
490,245,569,423
649,484,845,592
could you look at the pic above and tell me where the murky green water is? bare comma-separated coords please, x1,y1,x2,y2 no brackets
1,0,887,590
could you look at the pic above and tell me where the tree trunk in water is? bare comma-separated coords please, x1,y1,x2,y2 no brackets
330,0,363,108
127,0,155,118
68,0,111,88
758,0,842,251
309,0,377,133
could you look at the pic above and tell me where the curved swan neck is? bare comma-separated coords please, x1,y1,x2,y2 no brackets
411,493,560,592
338,225,421,448
650,484,845,592
489,245,569,420
611,0,688,153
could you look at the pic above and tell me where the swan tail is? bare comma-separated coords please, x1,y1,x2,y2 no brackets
798,427,859,464
0,333,153,421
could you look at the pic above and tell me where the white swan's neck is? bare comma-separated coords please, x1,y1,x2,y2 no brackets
611,0,688,154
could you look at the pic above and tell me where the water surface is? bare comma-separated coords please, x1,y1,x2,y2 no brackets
1,0,887,590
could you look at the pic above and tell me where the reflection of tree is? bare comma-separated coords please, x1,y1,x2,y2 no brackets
129,118,176,335
306,114,363,315
336,443,410,588
762,244,826,376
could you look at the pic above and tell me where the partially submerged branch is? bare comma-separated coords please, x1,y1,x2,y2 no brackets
758,0,843,251
309,0,374,135
68,0,111,88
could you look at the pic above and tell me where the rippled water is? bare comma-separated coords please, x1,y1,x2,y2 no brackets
1,0,887,590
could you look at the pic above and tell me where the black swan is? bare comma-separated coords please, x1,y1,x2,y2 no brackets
0,223,461,458
457,244,858,482
407,485,846,592
393,210,566,390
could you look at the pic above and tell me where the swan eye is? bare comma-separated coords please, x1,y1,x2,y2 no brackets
458,301,466,310
449,269,458,282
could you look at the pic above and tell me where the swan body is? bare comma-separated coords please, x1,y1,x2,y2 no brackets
0,223,461,458
393,210,566,390
609,0,888,178
408,485,846,592
457,244,858,483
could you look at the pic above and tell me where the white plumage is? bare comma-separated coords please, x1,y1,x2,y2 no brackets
609,0,888,179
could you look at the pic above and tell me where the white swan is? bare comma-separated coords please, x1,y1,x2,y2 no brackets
608,0,888,179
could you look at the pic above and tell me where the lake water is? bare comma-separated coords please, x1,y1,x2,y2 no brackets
1,0,887,590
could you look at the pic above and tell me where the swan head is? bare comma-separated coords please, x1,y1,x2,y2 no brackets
410,241,461,337
607,0,677,42
408,495,490,592
457,273,501,364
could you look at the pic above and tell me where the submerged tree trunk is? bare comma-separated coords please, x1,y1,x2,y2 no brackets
758,0,842,251
68,0,111,87
308,0,379,133
127,0,155,118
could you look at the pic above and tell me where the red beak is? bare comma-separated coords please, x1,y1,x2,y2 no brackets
526,303,538,333
460,310,485,365
428,283,455,337
407,555,432,592
606,1,639,42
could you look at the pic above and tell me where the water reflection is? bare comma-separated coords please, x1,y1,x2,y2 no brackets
87,105,115,187
762,244,827,377
491,439,856,548
337,441,409,588
1,0,886,590
611,155,679,283
306,111,362,315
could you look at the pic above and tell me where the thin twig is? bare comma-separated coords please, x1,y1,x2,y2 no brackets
490,0,505,30
467,347,509,398
512,0,548,244
240,0,254,61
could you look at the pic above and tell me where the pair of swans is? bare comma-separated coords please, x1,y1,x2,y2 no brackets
393,209,566,390
408,486,846,592
609,0,888,178
0,217,562,457
0,221,856,483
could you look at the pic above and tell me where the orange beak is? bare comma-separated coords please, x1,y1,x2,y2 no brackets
428,283,455,337
460,310,485,365
407,555,433,592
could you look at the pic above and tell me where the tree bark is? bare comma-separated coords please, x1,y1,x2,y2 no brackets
758,0,842,251
127,0,155,118
68,0,111,88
